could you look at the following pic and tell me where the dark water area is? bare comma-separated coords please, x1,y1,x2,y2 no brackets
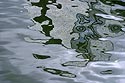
0,0,125,83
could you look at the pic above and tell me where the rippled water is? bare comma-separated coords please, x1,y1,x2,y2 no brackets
0,0,125,83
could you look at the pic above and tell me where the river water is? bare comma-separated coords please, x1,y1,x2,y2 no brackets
0,0,125,83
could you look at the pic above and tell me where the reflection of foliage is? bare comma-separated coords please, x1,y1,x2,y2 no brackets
71,0,125,61
33,54,51,59
41,25,54,36
79,0,98,8
71,36,90,53
30,0,62,36
44,38,62,44
97,20,125,37
75,26,86,32
28,0,125,73
31,0,62,9
61,60,89,67
111,9,125,17
90,39,113,61
100,0,125,6
100,70,113,74
37,67,76,78
108,24,123,33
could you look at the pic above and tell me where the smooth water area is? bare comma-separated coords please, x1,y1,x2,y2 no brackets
0,0,125,83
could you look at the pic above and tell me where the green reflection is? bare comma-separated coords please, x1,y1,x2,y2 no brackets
37,66,76,78
29,0,62,36
27,0,125,73
100,70,113,74
100,0,125,6
41,25,54,36
111,9,125,17
108,24,123,33
75,26,86,32
44,38,62,44
33,54,51,59
99,0,125,17
61,60,89,67
70,0,125,61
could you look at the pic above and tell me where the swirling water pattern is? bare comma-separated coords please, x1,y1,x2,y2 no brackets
0,0,125,83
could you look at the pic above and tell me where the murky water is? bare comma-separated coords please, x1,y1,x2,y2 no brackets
0,0,125,83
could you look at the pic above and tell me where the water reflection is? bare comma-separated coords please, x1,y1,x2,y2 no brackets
33,53,51,59
100,70,113,74
37,66,76,78
26,0,125,79
62,60,89,67
30,0,62,36
100,0,125,6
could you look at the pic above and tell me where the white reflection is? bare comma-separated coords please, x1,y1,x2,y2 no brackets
105,51,125,55
95,13,124,21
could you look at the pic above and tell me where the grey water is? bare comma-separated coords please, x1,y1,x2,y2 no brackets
0,0,125,83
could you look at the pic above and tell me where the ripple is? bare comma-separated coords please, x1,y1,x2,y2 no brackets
1,0,125,83
95,13,124,21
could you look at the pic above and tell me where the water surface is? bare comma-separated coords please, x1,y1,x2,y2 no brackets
0,0,125,83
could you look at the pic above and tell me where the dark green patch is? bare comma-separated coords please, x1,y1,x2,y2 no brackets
33,54,50,59
103,33,109,35
76,41,90,53
100,0,125,6
41,25,54,36
92,45,97,47
112,9,125,17
100,70,113,74
33,15,51,23
44,38,62,44
31,0,62,37
81,53,95,61
31,0,62,9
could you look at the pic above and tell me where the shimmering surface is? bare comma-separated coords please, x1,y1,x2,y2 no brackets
0,0,125,83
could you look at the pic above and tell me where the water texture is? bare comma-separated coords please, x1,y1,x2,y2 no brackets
0,0,125,83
